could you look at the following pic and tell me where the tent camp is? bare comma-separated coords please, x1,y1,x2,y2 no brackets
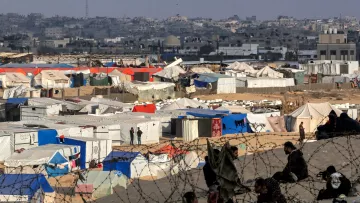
34,70,70,88
0,174,55,203
194,73,236,94
4,144,80,177
161,98,208,110
118,118,160,145
75,171,128,199
153,66,186,82
246,113,274,133
252,66,284,78
287,102,342,133
103,151,151,178
0,72,31,88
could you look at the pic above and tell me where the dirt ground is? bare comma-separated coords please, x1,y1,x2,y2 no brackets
195,89,360,104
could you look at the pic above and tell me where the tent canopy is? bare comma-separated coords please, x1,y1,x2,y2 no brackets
253,66,283,78
183,108,229,118
222,114,249,135
289,102,342,119
153,145,188,158
216,106,250,114
132,104,156,113
226,62,256,73
161,98,208,110
153,66,186,80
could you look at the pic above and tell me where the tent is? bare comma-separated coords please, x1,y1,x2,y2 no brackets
183,108,229,118
118,118,160,145
182,119,199,142
194,73,236,94
216,106,250,114
226,62,256,73
153,66,186,82
75,171,128,199
252,66,283,78
246,113,274,133
132,104,156,113
161,98,208,110
288,102,342,133
267,116,287,132
4,144,80,177
222,114,249,135
123,81,176,101
153,145,188,158
34,70,70,88
0,72,31,88
108,69,131,86
103,151,151,178
90,97,134,112
5,98,28,121
0,174,55,203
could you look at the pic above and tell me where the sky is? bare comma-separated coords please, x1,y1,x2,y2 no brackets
1,0,360,20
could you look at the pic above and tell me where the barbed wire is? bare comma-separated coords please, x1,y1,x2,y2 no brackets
1,116,360,203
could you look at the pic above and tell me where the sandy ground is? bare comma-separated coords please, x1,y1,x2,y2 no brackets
196,89,360,104
97,136,360,203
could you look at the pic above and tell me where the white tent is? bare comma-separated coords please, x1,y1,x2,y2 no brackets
182,119,199,142
153,66,186,81
91,97,134,112
75,171,128,199
246,113,274,133
227,62,256,73
253,66,283,78
109,69,131,86
216,106,250,114
0,73,31,88
161,98,208,110
34,70,70,88
118,118,160,145
288,102,342,133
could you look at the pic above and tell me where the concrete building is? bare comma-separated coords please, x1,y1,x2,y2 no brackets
298,50,317,62
163,35,181,53
40,38,70,48
317,29,356,60
44,27,65,39
210,44,259,56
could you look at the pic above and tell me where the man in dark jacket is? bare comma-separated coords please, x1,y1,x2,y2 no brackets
137,127,142,145
317,166,351,200
130,127,134,145
273,142,308,183
255,177,287,203
203,149,220,189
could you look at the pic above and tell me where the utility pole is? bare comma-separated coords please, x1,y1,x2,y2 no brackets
85,0,89,19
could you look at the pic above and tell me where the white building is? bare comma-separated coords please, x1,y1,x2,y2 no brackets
210,44,259,56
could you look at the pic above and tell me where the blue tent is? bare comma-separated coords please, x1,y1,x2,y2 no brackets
182,108,229,118
103,151,141,178
45,151,70,177
0,174,54,201
38,129,58,146
222,114,250,135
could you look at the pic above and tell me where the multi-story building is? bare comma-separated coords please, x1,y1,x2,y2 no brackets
317,29,356,60
44,27,65,39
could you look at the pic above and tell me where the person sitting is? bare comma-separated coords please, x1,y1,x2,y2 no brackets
317,166,351,201
183,191,198,203
317,110,338,140
273,142,308,183
255,177,287,203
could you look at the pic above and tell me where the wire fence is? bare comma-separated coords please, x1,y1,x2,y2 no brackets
1,119,360,203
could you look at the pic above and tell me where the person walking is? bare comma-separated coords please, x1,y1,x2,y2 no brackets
137,127,143,145
299,122,305,144
130,127,134,145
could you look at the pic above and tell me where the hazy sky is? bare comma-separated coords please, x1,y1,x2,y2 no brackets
1,0,359,20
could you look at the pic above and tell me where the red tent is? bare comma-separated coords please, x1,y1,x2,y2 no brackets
154,145,188,158
132,104,156,113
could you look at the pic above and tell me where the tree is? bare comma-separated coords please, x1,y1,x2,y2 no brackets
199,45,215,55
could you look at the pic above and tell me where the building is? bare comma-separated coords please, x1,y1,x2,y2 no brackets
163,35,181,53
44,27,65,39
210,44,259,56
317,29,356,60
297,50,317,62
40,38,70,48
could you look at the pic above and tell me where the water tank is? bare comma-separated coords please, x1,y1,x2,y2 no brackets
324,30,328,34
333,28,338,34
329,28,333,34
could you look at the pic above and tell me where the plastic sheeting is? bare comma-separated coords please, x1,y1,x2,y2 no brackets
247,78,295,88
153,66,186,81
119,119,160,145
222,114,249,135
246,113,274,133
182,119,199,142
161,98,208,110
34,70,70,88
267,116,287,132
253,66,283,78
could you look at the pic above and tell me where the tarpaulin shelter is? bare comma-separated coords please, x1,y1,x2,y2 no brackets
246,113,274,133
118,67,162,82
89,73,109,86
222,114,249,135
226,62,256,74
267,116,287,132
252,66,284,78
161,98,208,110
5,98,28,121
4,144,79,177
124,81,175,101
118,118,160,145
154,145,188,158
287,102,342,133
109,69,131,86
34,70,70,88
103,151,151,178
0,72,31,88
183,108,229,118
153,66,186,82
215,106,250,114
132,104,156,113
0,174,55,203
195,73,236,94
75,171,128,199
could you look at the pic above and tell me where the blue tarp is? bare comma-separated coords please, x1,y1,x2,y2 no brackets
222,114,250,135
196,75,218,83
194,80,208,88
0,174,54,201
182,108,229,118
103,151,140,178
45,152,69,177
38,129,58,146
6,98,28,105
104,62,116,67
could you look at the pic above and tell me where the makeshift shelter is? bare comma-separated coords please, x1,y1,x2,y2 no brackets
183,108,229,118
252,66,284,78
161,98,208,110
124,81,175,101
103,151,151,178
222,114,249,135
0,102,5,122
246,113,274,133
226,62,256,74
194,73,236,94
153,66,186,82
182,119,199,142
4,144,80,177
0,72,31,88
153,145,188,158
132,104,156,113
0,174,55,203
75,171,128,199
90,97,134,112
109,69,131,86
34,70,70,88
216,106,250,114
5,98,28,121
118,118,160,145
267,116,287,132
89,73,109,86
287,102,342,133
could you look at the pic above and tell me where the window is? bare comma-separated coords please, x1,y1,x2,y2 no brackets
340,50,348,55
350,50,355,55
320,50,326,55
330,50,336,55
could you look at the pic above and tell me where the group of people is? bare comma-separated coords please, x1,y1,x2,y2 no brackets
129,127,143,145
184,141,352,203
